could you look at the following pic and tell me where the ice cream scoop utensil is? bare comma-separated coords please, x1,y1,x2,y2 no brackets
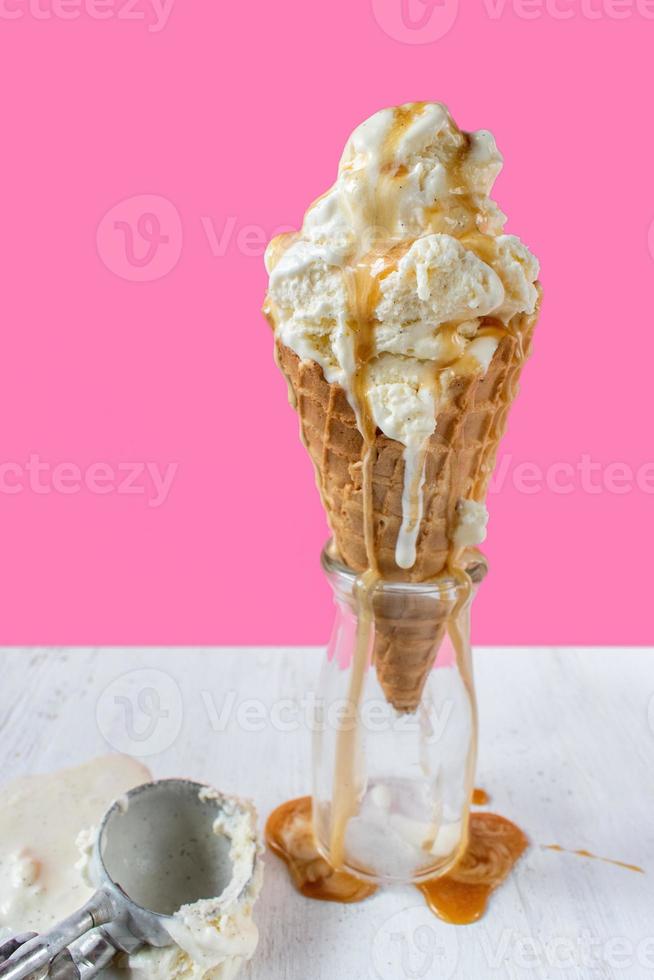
0,779,249,980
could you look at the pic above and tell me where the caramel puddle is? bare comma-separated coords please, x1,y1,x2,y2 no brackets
266,797,528,924
418,812,528,924
265,797,377,903
472,787,490,806
543,844,644,874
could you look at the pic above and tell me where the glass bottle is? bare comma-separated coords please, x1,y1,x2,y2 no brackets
312,542,487,885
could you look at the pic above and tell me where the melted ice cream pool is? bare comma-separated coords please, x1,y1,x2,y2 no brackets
0,755,150,931
264,102,540,566
0,757,262,980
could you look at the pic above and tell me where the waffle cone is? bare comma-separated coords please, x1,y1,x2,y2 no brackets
276,292,541,711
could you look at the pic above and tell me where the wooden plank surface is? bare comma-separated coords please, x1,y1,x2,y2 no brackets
1,647,653,980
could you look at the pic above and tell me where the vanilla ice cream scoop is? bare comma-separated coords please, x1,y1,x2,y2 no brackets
0,779,262,980
264,102,540,565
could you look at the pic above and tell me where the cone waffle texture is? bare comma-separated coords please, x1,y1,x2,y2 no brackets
276,291,541,710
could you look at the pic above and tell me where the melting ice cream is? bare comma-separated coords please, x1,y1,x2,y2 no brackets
264,102,540,568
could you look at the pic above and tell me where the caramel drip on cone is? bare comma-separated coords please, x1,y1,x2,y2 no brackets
273,290,540,714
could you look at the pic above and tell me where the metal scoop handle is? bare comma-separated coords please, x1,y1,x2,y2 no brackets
49,927,143,980
49,935,117,980
0,891,117,980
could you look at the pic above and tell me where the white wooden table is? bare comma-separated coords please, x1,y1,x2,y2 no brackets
1,647,653,980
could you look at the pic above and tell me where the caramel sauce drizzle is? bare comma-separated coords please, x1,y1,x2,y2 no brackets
266,796,528,925
543,844,644,874
327,106,500,870
327,569,375,868
343,263,380,574
327,109,432,869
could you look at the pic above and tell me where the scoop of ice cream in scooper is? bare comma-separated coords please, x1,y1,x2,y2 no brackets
0,779,262,980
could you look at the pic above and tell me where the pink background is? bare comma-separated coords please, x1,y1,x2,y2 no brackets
0,0,652,645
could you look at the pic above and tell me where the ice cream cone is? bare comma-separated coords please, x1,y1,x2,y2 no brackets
275,291,540,711
266,104,542,713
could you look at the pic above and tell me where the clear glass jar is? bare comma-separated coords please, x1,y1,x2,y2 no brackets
312,543,487,885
